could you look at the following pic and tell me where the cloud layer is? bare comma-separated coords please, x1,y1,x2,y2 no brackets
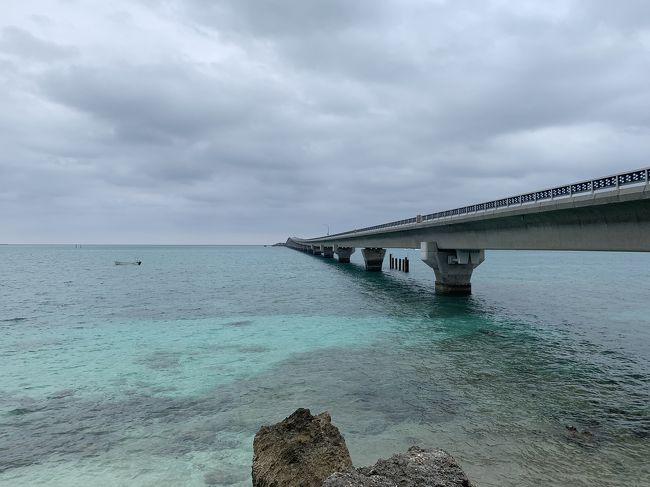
1,0,649,243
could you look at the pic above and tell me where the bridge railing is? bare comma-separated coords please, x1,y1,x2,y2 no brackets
320,167,649,240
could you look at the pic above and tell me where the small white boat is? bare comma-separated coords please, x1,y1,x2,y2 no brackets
114,260,142,266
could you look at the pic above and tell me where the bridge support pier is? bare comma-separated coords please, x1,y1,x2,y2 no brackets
322,246,334,258
312,245,322,256
334,246,355,263
421,242,485,295
361,248,386,271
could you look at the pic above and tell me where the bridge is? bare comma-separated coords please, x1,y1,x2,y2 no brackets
286,167,650,294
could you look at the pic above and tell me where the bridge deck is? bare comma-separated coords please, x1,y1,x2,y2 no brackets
289,168,650,252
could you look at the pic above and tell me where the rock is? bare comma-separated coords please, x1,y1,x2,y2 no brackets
252,408,353,487
324,446,474,487
325,471,395,487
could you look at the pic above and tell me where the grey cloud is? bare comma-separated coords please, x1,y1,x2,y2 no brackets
40,64,253,140
36,61,314,188
178,0,413,84
0,26,77,61
579,0,650,30
179,0,383,38
177,0,650,142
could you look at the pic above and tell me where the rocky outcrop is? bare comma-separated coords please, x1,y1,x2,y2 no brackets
252,409,474,487
324,446,474,487
252,408,353,487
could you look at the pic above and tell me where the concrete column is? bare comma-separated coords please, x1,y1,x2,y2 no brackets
312,245,322,256
334,246,355,263
420,242,485,295
361,248,386,271
322,245,334,258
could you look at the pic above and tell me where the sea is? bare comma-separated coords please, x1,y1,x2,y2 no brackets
0,245,648,486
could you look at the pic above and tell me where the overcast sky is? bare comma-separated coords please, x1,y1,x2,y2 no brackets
1,1,649,243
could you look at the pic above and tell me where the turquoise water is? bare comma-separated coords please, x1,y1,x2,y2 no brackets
0,245,648,486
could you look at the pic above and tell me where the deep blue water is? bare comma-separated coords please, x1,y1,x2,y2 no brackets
0,245,648,486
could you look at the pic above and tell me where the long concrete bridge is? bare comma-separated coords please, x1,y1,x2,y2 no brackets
286,167,650,294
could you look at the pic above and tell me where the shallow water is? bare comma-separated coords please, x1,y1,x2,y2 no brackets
0,245,648,486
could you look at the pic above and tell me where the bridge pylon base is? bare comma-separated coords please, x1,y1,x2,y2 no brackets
435,282,473,295
322,246,334,258
421,242,485,295
361,248,386,271
334,246,355,263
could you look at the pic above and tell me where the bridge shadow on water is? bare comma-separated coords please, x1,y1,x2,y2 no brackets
310,253,495,326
